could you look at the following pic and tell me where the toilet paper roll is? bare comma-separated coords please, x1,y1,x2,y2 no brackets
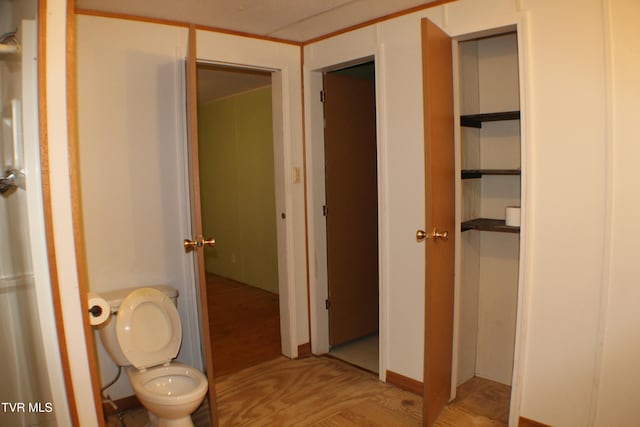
87,292,110,326
505,206,521,227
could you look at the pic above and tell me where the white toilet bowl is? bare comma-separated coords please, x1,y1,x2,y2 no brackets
128,362,207,427
97,286,208,427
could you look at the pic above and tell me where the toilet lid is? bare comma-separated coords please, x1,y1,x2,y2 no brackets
116,287,181,370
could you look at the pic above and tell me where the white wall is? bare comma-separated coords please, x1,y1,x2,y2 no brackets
517,1,607,425
595,1,640,426
76,15,194,399
457,33,521,387
75,15,307,400
305,0,628,425
47,0,640,425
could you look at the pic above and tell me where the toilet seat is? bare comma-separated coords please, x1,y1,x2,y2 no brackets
116,287,182,370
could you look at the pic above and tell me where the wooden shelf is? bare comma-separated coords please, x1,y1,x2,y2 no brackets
461,218,520,233
460,111,520,128
461,169,521,179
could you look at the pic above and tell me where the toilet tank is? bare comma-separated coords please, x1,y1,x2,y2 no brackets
97,285,179,367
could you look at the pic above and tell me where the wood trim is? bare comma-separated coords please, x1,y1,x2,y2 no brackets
303,0,458,45
75,8,189,28
187,25,219,427
66,0,106,425
519,417,553,427
73,8,302,46
38,0,80,425
297,342,312,358
386,370,424,396
102,395,141,417
194,24,301,46
75,1,459,47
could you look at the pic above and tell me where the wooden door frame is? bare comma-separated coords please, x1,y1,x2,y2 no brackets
304,57,387,379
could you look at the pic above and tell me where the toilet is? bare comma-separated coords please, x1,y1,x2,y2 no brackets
97,285,208,427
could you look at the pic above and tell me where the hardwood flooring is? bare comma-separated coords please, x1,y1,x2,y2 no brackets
214,356,511,427
207,273,282,378
215,356,422,426
435,377,510,427
105,357,510,427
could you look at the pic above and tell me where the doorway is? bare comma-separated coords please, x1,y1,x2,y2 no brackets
195,64,284,378
420,20,526,426
453,30,522,425
322,62,380,373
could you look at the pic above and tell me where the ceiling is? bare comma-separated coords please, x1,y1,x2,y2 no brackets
76,0,441,103
75,0,440,43
197,65,271,104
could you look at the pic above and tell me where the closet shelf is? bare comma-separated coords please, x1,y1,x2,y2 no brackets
461,169,521,179
461,218,520,233
460,111,520,128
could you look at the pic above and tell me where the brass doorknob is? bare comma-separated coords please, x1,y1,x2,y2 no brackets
431,228,449,241
416,230,427,241
184,237,216,252
183,239,200,252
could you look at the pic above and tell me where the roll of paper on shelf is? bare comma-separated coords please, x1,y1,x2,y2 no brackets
505,206,521,227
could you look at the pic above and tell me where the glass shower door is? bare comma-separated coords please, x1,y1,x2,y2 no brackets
0,16,70,427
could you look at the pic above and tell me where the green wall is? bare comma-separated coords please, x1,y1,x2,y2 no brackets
197,87,279,294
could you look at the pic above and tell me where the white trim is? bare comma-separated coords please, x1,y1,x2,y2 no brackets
450,36,462,401
304,53,386,380
507,15,531,427
21,16,71,424
195,29,305,358
447,14,530,425
375,43,390,381
47,0,99,424
272,66,298,357
589,0,614,424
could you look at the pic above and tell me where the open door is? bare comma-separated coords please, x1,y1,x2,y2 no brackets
323,72,379,347
185,26,218,426
420,18,455,427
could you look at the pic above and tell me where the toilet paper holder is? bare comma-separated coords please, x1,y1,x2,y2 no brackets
88,305,103,318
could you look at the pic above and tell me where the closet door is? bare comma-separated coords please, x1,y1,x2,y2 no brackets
421,18,455,427
323,72,378,346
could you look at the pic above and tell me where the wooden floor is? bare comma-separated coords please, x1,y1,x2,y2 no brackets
106,358,509,427
435,377,510,427
216,356,422,426
207,273,282,378
215,356,511,427
204,273,510,426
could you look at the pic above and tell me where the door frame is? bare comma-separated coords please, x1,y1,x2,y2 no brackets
189,29,305,361
449,20,532,427
305,56,387,379
323,69,379,348
192,59,291,354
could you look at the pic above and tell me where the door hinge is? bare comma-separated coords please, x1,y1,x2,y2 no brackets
322,205,328,216
320,90,326,103
325,299,331,310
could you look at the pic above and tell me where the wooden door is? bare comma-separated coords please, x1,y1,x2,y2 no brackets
185,26,218,426
421,18,456,427
323,72,379,346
